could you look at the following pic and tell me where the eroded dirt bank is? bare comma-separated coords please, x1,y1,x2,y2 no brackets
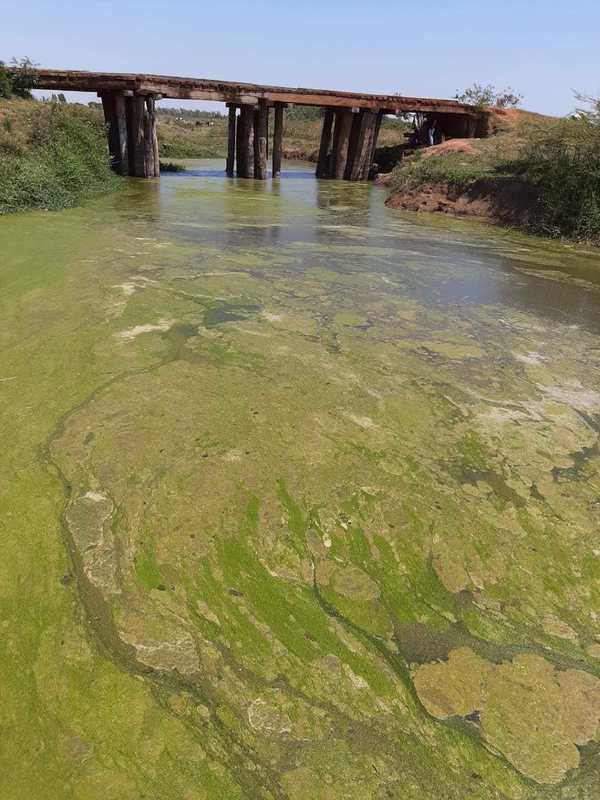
385,176,536,226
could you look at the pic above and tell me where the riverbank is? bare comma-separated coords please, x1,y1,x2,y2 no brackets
0,98,120,214
384,107,600,244
157,105,408,162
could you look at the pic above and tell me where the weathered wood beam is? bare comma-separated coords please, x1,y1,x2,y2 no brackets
345,110,364,180
124,95,140,178
226,105,237,176
236,105,253,178
100,93,118,167
31,69,482,118
367,110,384,178
253,103,269,180
144,96,157,178
355,111,376,181
358,111,378,180
272,103,284,177
99,92,129,176
114,95,130,176
332,110,353,180
316,109,334,179
125,95,151,178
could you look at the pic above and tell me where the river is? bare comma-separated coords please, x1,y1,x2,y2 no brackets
2,160,600,799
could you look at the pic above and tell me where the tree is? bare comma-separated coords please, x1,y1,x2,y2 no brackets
0,61,12,98
455,83,523,110
7,57,39,98
573,93,600,124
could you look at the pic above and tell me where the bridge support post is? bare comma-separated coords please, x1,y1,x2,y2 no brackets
122,94,160,179
316,109,334,178
126,96,147,178
236,106,253,178
272,103,284,177
100,92,129,176
332,110,353,179
346,110,378,181
369,111,383,177
144,96,160,178
253,103,269,179
226,105,237,176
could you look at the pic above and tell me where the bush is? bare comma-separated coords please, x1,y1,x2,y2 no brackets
0,57,39,99
511,116,600,241
0,100,120,214
390,150,497,194
455,83,523,110
9,57,38,98
0,62,12,98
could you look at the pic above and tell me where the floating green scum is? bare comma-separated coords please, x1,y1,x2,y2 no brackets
2,161,600,799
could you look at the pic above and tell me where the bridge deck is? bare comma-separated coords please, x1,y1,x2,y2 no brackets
33,69,477,116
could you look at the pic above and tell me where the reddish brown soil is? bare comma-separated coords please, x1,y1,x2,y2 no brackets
386,179,537,226
419,139,480,159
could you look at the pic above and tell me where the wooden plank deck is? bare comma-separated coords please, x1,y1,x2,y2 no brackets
31,69,478,116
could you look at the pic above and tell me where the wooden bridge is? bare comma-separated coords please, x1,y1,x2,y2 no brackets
33,69,484,181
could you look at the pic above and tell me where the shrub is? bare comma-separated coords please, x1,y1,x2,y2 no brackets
390,150,497,194
510,115,600,241
9,57,38,98
455,83,523,110
0,57,39,99
0,62,12,98
0,100,120,214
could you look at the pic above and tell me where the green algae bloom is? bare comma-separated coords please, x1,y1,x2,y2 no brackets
2,160,600,799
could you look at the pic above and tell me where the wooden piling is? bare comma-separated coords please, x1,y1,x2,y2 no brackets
345,111,364,180
332,110,353,179
366,110,384,179
126,95,147,178
357,111,378,180
151,102,160,177
114,95,129,176
100,92,129,176
236,105,253,178
272,103,284,177
226,105,237,176
100,93,118,168
253,103,268,180
144,96,157,178
316,109,334,178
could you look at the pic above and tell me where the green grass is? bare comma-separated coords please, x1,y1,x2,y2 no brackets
156,107,408,162
390,150,498,194
157,116,229,158
0,98,121,214
388,111,600,244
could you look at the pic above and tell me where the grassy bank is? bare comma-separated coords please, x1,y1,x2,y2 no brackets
157,113,229,158
156,105,409,162
387,107,600,244
0,98,120,214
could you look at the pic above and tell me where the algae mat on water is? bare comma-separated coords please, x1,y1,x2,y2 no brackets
2,162,600,799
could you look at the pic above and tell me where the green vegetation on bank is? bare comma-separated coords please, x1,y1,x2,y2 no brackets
155,104,409,161
0,99,120,214
390,98,600,244
157,112,229,158
0,57,38,99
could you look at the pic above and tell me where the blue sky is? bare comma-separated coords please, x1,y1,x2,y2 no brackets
3,0,599,116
